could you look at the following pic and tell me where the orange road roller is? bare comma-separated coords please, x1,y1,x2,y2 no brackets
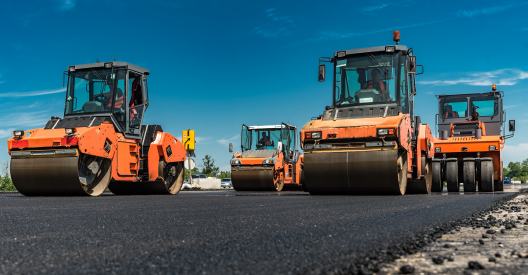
229,123,303,191
432,87,516,192
300,31,435,195
7,61,187,196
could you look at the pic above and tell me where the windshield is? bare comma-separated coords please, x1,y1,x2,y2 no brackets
334,52,401,106
65,68,124,116
440,96,499,118
470,96,499,117
241,128,281,151
440,98,468,118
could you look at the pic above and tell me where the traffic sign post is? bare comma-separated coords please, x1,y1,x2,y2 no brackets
183,129,197,188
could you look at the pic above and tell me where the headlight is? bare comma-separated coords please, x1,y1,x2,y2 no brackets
262,158,275,165
65,128,76,135
435,147,441,152
231,159,241,165
13,130,24,137
489,145,496,151
385,46,395,53
306,131,322,139
68,66,76,72
377,128,394,136
104,62,113,68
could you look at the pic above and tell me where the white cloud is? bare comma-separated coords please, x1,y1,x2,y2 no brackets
251,8,293,38
456,3,527,18
503,105,519,109
1,110,52,128
0,129,16,138
289,18,451,46
27,101,42,108
195,136,210,144
503,143,528,164
363,4,388,11
58,0,76,10
418,69,528,86
0,88,66,98
291,3,526,46
250,27,290,38
217,135,239,145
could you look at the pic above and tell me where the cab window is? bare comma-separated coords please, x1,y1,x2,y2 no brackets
470,96,498,117
441,98,467,118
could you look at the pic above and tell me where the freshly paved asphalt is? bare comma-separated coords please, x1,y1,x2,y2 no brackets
0,190,517,274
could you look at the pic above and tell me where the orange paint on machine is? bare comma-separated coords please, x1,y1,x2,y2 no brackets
7,61,187,196
300,31,435,195
229,123,303,191
431,87,515,192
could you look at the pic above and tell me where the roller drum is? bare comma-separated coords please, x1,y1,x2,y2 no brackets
11,156,111,196
304,149,407,195
231,166,282,191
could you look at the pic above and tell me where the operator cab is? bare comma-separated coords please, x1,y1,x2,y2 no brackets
62,61,150,137
436,92,504,137
318,31,421,120
240,124,297,159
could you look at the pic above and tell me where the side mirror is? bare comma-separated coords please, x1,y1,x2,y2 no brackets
277,142,283,152
229,143,233,153
509,120,515,132
318,64,326,82
409,56,417,74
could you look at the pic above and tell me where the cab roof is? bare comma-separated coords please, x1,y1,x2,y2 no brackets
68,61,150,75
247,124,296,130
435,91,502,100
334,45,408,57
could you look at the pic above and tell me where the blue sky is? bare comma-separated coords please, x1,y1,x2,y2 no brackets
1,0,528,172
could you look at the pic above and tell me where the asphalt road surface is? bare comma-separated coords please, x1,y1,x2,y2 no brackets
0,189,517,274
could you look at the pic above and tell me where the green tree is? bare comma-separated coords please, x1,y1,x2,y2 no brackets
522,158,528,167
0,161,16,191
507,162,523,178
184,167,200,180
200,155,219,177
218,171,231,180
503,167,511,178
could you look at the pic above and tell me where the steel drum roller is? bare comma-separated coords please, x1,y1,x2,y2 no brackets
231,166,280,191
304,149,407,195
11,156,111,196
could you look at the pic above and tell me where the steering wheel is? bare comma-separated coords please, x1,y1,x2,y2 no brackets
337,96,354,105
94,94,106,101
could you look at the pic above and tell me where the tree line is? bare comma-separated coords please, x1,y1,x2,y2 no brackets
504,159,528,183
0,161,16,191
184,155,231,180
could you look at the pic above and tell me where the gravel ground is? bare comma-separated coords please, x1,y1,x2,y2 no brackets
379,192,528,275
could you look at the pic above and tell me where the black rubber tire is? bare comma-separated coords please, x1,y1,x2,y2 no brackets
397,157,408,195
301,169,308,192
463,161,476,192
414,116,421,138
446,161,459,192
495,180,504,191
480,160,494,192
406,154,432,194
431,161,443,192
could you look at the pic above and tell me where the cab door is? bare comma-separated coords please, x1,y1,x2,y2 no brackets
281,123,293,183
241,124,250,152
